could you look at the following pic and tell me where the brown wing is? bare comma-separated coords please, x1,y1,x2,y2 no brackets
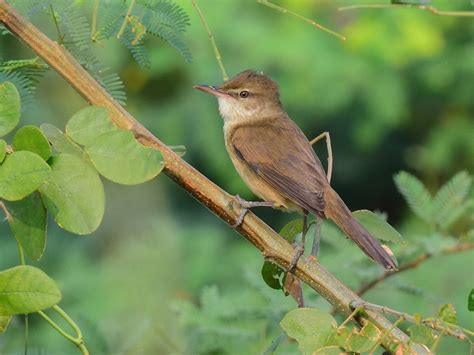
231,117,328,215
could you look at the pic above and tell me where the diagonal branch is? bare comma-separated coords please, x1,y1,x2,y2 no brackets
0,1,427,352
357,242,474,296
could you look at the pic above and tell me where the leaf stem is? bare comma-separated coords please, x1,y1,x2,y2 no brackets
49,5,64,44
117,0,135,39
190,0,228,81
38,306,89,355
338,4,474,17
257,0,346,41
91,0,99,41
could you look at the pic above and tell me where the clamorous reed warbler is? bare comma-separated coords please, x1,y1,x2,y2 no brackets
195,70,397,271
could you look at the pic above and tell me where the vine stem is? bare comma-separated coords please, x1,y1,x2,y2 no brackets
190,0,228,81
117,0,135,39
338,4,474,17
257,0,346,41
37,306,89,355
0,2,428,353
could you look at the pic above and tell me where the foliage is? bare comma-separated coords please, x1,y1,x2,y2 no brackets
1,0,473,353
0,81,165,350
1,0,191,106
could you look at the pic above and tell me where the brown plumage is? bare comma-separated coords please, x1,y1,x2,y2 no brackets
195,70,397,270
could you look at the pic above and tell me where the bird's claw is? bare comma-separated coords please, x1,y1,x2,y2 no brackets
231,207,249,228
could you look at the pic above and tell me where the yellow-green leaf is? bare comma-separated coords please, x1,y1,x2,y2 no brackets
39,154,105,235
280,308,337,355
0,265,61,316
353,209,404,244
66,106,116,146
5,193,47,261
0,82,21,137
13,125,51,161
86,130,164,185
0,151,51,201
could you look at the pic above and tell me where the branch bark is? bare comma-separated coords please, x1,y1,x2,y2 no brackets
357,242,474,296
0,1,427,352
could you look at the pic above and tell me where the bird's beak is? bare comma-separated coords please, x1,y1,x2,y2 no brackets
193,85,232,99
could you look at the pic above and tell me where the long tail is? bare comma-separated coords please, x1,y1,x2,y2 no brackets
322,187,398,270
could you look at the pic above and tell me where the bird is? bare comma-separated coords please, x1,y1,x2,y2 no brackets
194,69,397,271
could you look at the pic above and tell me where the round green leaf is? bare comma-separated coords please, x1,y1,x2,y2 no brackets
280,308,337,355
0,151,51,201
5,192,47,261
261,261,284,290
13,125,51,161
280,219,304,243
86,130,164,185
66,106,116,146
0,139,6,162
40,123,83,156
0,265,62,316
39,154,105,235
352,209,404,243
0,82,21,137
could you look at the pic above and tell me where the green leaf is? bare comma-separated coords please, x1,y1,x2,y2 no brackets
280,308,337,355
0,151,51,201
353,209,404,244
280,219,304,243
66,106,116,146
0,82,21,137
0,139,6,162
0,315,11,333
40,123,83,156
432,171,472,229
86,130,164,185
0,265,62,316
261,261,283,290
438,304,457,324
312,346,342,354
468,289,474,312
346,322,380,353
39,154,105,235
394,171,433,223
13,125,51,161
5,193,47,261
408,324,436,347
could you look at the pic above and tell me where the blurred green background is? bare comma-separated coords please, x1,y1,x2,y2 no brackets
1,0,473,354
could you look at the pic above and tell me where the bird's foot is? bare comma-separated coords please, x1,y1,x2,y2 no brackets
230,195,274,228
231,207,249,228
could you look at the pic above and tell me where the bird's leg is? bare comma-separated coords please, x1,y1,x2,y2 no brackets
310,131,333,183
309,132,333,257
286,213,309,272
231,195,275,228
311,217,323,257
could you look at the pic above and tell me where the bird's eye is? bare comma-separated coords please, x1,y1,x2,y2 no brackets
239,90,249,98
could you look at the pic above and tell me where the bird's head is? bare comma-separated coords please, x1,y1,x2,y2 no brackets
194,70,282,122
